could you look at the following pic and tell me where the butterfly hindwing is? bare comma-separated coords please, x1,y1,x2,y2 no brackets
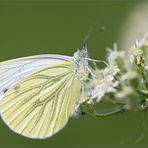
0,61,82,139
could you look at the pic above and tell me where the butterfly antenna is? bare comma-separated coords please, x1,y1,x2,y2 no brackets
80,22,106,50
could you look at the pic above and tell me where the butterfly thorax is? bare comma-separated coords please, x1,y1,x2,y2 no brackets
73,47,89,81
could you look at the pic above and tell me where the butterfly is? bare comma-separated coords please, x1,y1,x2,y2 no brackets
0,46,94,139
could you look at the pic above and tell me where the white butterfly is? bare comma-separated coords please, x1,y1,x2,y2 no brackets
0,47,93,139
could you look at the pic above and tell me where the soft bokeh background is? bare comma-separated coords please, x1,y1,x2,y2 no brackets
0,0,148,147
119,0,148,49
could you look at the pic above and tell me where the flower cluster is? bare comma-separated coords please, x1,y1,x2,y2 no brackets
90,35,148,112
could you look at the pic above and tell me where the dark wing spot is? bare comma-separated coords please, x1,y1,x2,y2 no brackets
3,88,9,93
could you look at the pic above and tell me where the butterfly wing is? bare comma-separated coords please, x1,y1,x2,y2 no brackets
0,61,83,139
0,54,73,98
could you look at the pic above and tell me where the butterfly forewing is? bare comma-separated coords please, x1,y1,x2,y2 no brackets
0,55,73,98
0,61,83,139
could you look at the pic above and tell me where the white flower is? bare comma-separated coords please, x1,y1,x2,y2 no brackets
101,65,120,85
130,49,144,64
129,34,148,54
91,66,119,102
120,74,127,82
107,43,125,65
92,78,118,102
115,86,133,99
103,65,120,76
129,34,148,64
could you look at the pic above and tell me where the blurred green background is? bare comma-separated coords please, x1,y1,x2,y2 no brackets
0,0,148,147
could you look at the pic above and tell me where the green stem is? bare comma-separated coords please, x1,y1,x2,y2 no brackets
141,71,148,90
81,102,126,117
94,105,125,117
